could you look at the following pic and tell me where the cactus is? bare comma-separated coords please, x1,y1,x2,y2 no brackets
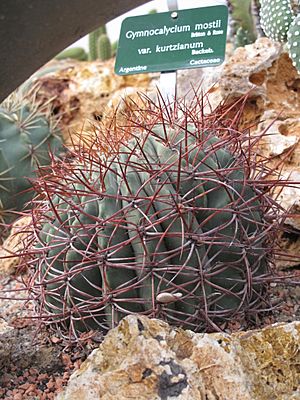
0,96,64,226
22,94,285,340
55,47,88,61
111,40,119,56
88,26,107,61
230,0,257,47
259,0,300,72
287,14,300,71
97,34,112,61
234,26,254,48
260,0,294,42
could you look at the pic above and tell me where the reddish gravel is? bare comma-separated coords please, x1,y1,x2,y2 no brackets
0,273,100,400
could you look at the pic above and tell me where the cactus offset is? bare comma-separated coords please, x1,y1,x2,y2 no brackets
0,96,64,225
24,95,283,340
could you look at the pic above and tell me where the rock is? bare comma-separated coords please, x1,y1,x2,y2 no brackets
0,216,32,276
29,59,157,148
277,171,300,231
0,319,13,335
204,38,283,122
275,171,300,269
177,65,224,102
57,315,300,400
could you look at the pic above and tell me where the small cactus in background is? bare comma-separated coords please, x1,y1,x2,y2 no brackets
89,25,112,61
229,0,257,47
0,94,64,227
88,27,103,61
111,40,119,56
260,0,300,72
54,24,113,63
55,47,88,61
97,34,112,61
23,95,285,340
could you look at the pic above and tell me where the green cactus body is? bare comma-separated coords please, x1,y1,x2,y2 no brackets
88,28,102,61
234,27,253,48
89,26,108,61
55,47,88,61
97,34,112,61
0,105,63,224
260,0,294,42
27,113,277,338
259,1,300,72
287,14,300,71
230,0,257,46
111,41,119,56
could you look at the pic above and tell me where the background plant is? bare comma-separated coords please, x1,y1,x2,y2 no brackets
55,24,113,62
260,0,300,71
0,91,64,231
229,0,258,48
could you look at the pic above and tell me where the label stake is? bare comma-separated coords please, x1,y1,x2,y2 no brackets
160,0,179,103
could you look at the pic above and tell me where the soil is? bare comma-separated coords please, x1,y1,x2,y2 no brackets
0,265,299,400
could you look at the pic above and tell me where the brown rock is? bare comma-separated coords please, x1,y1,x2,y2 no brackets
0,216,32,276
30,59,157,148
57,316,300,400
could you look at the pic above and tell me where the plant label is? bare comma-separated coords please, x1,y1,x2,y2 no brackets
115,5,228,75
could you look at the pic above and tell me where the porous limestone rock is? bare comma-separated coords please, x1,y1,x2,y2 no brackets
57,315,300,400
204,38,283,123
0,216,32,276
28,59,157,148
